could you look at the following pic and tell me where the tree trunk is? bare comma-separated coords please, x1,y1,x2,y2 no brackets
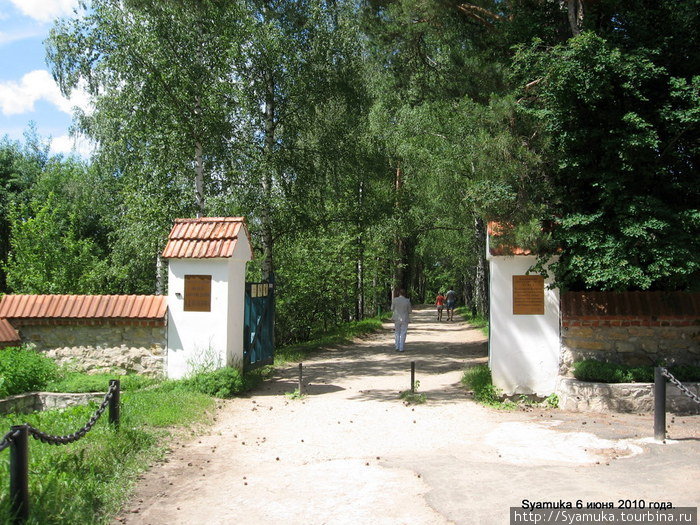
566,0,584,36
194,141,205,217
261,69,276,281
474,216,489,317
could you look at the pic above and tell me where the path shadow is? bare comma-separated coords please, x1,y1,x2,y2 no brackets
253,306,488,403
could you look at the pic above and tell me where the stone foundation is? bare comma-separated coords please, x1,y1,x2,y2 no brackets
556,377,700,414
16,321,166,377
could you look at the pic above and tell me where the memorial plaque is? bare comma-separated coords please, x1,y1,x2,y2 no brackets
512,275,544,315
184,275,212,312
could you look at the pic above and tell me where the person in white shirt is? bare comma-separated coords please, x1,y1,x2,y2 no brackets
391,288,412,352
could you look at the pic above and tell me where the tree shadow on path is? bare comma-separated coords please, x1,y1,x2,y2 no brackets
257,306,487,404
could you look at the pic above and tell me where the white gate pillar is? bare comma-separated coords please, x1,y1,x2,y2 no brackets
162,217,252,379
487,224,560,396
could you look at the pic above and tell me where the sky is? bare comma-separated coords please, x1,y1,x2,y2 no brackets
0,0,92,156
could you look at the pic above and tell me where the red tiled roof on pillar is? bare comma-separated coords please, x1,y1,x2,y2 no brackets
0,295,166,320
487,221,534,256
161,217,251,259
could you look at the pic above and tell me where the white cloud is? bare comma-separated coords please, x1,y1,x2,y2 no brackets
0,27,44,45
50,133,94,157
0,69,91,116
8,0,80,23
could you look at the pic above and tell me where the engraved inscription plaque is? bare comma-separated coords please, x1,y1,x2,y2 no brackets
512,275,544,315
184,275,212,312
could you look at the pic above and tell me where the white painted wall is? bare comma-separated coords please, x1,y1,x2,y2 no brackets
166,240,252,379
487,253,560,396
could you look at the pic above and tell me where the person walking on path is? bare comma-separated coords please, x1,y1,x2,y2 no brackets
445,289,457,321
435,292,446,321
391,288,412,352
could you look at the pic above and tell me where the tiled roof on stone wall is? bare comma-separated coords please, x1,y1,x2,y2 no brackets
0,318,20,344
0,295,166,320
161,217,250,259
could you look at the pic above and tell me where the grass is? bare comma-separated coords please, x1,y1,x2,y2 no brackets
454,306,488,336
0,383,215,524
0,362,268,524
45,372,160,393
274,314,389,366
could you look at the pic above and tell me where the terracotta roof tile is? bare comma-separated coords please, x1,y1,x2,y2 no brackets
0,295,166,320
0,318,20,344
562,291,700,318
162,217,250,259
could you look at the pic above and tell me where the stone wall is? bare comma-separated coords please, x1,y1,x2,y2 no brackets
556,377,700,414
14,320,167,377
560,292,700,374
560,323,700,374
0,392,105,416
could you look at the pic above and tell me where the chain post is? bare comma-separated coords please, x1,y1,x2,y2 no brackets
654,367,666,441
109,380,120,430
411,361,416,393
10,425,29,524
298,363,303,395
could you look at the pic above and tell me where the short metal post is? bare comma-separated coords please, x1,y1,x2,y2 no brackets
411,361,416,393
109,380,120,430
298,363,303,395
654,367,666,441
10,425,29,523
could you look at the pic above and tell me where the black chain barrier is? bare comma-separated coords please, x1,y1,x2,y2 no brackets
660,367,700,405
1,380,120,523
0,428,21,453
26,381,119,445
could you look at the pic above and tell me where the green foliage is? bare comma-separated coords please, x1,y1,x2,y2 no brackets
512,29,700,291
0,347,59,397
544,393,559,409
180,367,259,399
461,364,502,405
285,388,306,401
399,379,426,404
572,360,700,383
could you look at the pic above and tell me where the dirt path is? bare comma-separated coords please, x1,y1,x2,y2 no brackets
117,307,700,525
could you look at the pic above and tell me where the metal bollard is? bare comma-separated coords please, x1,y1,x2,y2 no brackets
10,425,29,524
109,380,120,430
411,361,415,393
298,363,303,395
654,367,666,441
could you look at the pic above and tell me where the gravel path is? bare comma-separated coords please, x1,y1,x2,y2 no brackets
116,307,700,525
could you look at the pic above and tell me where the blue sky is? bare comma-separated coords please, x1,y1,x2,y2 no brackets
0,0,92,156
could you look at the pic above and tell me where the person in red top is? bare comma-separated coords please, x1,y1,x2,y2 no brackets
435,292,446,321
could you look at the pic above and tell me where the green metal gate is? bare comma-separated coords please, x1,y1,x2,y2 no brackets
243,281,274,370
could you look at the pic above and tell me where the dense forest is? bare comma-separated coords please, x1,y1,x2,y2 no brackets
1,0,698,345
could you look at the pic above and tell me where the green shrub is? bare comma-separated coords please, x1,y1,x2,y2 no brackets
572,360,700,383
461,364,501,404
0,347,59,397
182,367,251,398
